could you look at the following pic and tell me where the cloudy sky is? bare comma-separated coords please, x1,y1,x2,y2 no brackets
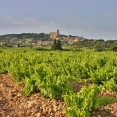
0,0,117,39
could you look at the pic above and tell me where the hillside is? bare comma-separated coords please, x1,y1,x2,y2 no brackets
0,33,86,47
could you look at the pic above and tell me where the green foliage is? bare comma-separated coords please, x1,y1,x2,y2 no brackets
111,46,117,52
0,33,50,41
51,39,62,50
63,85,101,117
22,77,37,96
99,96,117,106
0,48,3,53
1,49,117,116
95,46,105,52
103,78,117,92
72,39,117,51
0,69,8,74
1,42,8,47
32,46,50,51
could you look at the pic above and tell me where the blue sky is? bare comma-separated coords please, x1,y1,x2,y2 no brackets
0,0,117,39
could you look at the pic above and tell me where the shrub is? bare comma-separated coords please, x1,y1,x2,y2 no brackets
111,46,117,52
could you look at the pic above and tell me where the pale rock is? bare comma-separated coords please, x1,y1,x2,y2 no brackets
97,115,101,117
36,112,41,117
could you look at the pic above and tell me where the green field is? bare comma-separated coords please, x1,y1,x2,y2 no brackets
0,48,117,117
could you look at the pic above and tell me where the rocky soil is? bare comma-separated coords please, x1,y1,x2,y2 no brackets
0,74,66,117
0,73,117,117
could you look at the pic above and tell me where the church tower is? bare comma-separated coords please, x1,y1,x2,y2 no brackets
57,29,59,36
50,29,59,39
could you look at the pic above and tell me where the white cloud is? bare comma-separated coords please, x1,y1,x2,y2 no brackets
6,16,13,20
57,16,98,36
0,16,58,34
57,16,117,39
0,16,117,39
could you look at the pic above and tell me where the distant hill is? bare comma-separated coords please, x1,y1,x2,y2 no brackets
1,33,117,51
0,33,87,47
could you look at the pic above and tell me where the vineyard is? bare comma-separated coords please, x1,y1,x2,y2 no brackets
0,48,117,117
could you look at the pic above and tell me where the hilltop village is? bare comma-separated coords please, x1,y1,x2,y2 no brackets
0,30,86,47
1,30,117,51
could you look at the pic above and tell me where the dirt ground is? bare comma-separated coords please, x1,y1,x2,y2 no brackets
0,73,117,117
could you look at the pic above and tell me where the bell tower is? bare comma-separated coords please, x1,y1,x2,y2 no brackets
57,29,59,36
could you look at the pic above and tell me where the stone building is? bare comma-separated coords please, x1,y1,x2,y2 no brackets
50,30,59,39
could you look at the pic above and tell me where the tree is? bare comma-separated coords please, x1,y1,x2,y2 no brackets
51,39,56,50
56,39,62,50
51,39,62,50
1,42,8,47
111,46,117,52
17,43,20,47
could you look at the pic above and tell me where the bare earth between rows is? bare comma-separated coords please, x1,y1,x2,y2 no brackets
0,73,117,117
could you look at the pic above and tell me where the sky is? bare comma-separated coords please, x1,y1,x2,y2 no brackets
0,0,117,40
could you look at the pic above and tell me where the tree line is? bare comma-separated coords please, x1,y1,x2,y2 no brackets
0,33,51,42
72,39,117,51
